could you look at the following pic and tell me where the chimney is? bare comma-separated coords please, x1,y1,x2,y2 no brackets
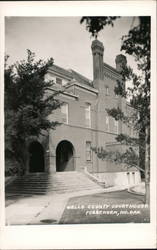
115,54,127,73
91,39,104,83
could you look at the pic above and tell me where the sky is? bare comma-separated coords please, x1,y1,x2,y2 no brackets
5,16,138,80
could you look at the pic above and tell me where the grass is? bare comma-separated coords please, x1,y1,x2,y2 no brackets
59,190,150,224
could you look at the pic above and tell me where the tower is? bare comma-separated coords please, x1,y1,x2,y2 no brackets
115,54,127,73
91,39,104,89
91,39,105,172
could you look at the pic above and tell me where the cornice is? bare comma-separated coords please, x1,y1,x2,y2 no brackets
48,87,79,100
48,68,72,81
66,81,98,95
104,63,122,81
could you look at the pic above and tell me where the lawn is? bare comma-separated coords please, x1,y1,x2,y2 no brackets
59,190,150,224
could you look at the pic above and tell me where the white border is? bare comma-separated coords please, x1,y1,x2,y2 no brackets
0,1,156,249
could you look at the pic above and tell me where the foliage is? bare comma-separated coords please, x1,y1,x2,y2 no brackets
117,17,150,172
5,50,61,174
80,16,119,38
81,16,150,173
92,146,141,170
115,134,139,147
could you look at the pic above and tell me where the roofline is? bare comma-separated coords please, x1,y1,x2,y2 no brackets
69,69,92,84
66,81,98,94
61,91,79,99
48,65,73,80
104,62,122,80
48,87,79,99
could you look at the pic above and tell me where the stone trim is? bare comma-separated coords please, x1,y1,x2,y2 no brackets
49,87,79,100
60,92,79,100
66,82,98,95
104,63,122,81
61,123,119,136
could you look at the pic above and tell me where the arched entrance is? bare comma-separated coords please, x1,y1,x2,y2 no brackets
56,140,75,172
29,141,45,172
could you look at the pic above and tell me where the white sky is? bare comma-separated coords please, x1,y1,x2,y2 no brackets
5,16,138,80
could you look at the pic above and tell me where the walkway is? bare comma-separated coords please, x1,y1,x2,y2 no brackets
6,188,103,225
5,186,149,225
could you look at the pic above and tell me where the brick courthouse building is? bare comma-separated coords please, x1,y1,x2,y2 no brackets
27,39,141,188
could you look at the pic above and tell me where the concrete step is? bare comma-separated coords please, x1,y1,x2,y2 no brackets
6,171,102,196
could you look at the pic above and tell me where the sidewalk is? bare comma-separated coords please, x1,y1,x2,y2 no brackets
128,182,145,195
6,185,128,225
5,183,148,225
6,188,103,225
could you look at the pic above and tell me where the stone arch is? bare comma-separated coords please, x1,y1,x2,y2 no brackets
29,141,45,172
56,140,75,172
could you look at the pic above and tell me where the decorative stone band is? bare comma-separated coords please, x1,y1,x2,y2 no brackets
104,63,122,81
91,39,104,56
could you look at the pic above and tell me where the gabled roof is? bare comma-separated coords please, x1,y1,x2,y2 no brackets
49,64,73,79
49,64,94,88
103,62,122,80
104,62,119,74
69,69,93,88
49,61,121,89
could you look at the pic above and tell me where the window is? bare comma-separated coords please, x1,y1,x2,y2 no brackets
86,141,92,161
106,115,109,132
85,103,91,128
105,86,109,95
114,119,118,134
61,103,68,124
56,77,62,85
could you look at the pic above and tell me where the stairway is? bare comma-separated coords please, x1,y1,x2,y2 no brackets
5,171,102,196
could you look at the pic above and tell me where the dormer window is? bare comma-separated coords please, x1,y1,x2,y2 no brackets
56,77,62,85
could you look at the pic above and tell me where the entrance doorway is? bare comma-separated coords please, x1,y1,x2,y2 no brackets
56,140,75,171
29,141,45,172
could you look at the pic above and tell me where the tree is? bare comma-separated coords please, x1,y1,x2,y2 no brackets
81,16,150,203
5,50,62,175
